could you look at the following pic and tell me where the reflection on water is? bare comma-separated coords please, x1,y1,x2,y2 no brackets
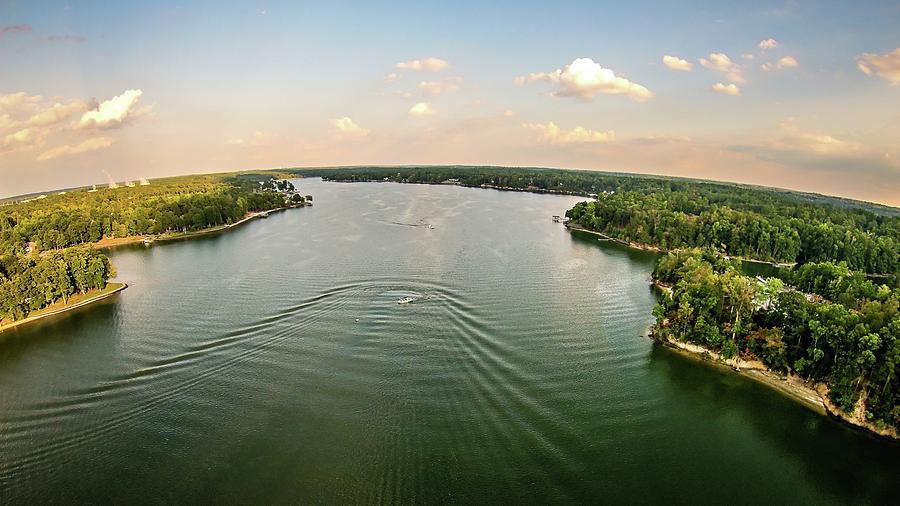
0,179,897,503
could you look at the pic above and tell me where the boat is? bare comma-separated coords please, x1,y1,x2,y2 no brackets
258,211,269,218
397,296,415,304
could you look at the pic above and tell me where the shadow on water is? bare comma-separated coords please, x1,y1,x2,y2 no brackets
0,297,121,358
567,229,660,265
647,344,900,504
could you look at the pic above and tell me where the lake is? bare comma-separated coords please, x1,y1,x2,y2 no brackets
0,179,897,504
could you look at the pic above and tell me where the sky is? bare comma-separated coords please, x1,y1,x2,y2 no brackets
1,1,899,205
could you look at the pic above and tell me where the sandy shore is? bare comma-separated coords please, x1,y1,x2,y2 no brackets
0,282,127,334
654,334,898,440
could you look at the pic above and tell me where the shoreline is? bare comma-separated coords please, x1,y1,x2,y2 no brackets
3,205,302,333
93,206,295,250
652,333,899,441
0,282,127,334
565,223,801,269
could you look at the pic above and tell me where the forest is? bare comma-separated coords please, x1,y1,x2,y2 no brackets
652,250,899,432
0,247,113,322
0,172,302,323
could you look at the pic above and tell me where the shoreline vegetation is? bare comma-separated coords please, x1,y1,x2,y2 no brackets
0,205,300,332
650,251,900,441
92,206,293,250
653,329,899,441
0,282,127,333
1,172,312,331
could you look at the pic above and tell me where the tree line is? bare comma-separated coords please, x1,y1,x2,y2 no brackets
0,247,113,322
566,195,898,276
652,251,899,432
1,175,297,256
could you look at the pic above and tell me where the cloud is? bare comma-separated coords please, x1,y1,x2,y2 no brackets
0,95,90,155
383,72,399,83
741,53,755,60
330,116,370,136
45,34,87,43
515,57,653,102
225,131,267,147
395,57,450,72
0,92,43,114
417,77,462,95
25,101,87,127
630,134,692,145
762,56,798,71
37,137,114,161
724,120,900,192
0,24,30,37
408,102,435,116
759,38,779,50
2,127,46,154
663,55,692,71
857,48,900,85
699,53,744,83
711,83,741,96
78,89,150,129
523,121,615,144
772,118,860,155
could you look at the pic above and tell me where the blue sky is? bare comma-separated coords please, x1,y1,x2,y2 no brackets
1,1,899,204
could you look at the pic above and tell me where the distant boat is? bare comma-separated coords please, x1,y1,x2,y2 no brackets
397,296,415,304
258,211,269,218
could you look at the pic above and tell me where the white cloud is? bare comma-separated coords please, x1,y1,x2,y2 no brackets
330,117,370,136
0,92,43,114
0,94,94,156
699,53,744,83
408,102,435,116
663,55,692,71
857,48,900,85
741,53,755,60
2,127,44,153
78,89,150,129
418,77,462,95
711,83,741,96
774,118,860,155
225,131,267,147
37,137,114,161
25,101,87,127
383,72,399,83
523,121,615,144
759,38,779,50
395,57,450,72
515,57,654,102
762,56,798,71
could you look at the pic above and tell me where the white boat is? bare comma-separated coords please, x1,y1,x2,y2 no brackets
397,296,415,304
258,211,269,218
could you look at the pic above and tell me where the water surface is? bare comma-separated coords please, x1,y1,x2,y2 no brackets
1,179,897,504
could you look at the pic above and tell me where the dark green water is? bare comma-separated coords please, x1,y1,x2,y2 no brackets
0,179,897,504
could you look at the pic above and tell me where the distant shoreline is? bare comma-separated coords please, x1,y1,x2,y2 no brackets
93,206,294,250
0,282,127,334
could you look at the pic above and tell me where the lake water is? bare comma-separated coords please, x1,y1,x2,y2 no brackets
0,179,897,504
